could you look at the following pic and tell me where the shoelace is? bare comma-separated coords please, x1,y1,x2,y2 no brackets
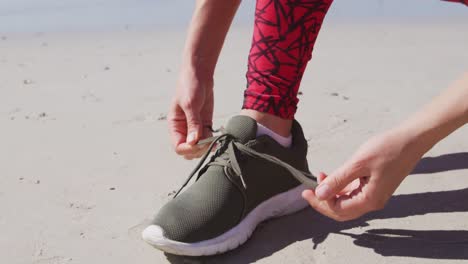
173,131,318,198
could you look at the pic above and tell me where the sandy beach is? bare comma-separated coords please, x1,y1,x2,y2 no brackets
1,4,468,263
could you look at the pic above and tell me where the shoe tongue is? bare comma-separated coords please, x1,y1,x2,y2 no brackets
224,116,257,143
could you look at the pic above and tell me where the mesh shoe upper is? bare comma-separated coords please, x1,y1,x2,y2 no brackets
152,116,313,243
153,166,244,243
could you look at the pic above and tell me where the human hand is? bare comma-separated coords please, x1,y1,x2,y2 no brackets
302,129,426,221
168,70,214,160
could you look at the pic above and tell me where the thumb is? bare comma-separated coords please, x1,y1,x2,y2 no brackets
315,161,365,201
184,109,203,145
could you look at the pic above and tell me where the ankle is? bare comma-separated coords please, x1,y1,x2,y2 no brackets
240,109,292,137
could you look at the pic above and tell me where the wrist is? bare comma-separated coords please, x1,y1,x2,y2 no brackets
393,114,464,157
389,126,430,159
396,128,433,160
179,61,214,86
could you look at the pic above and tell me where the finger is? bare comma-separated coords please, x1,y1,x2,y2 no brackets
176,126,214,158
315,160,367,201
302,189,368,221
318,172,327,184
341,178,361,195
188,144,211,158
189,126,214,156
175,143,205,156
183,154,198,160
302,189,341,219
331,187,370,220
184,108,203,146
319,173,352,196
168,103,187,149
183,151,204,160
170,124,187,151
183,142,213,160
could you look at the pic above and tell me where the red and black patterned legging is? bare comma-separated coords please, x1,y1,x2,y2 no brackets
242,0,467,120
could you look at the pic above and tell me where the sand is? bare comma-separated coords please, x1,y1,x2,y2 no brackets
1,20,468,264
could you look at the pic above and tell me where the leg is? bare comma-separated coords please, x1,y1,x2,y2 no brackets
443,0,467,5
242,0,333,136
143,1,333,254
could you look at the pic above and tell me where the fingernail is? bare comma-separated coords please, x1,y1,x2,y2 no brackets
315,184,331,200
301,189,312,199
187,132,197,144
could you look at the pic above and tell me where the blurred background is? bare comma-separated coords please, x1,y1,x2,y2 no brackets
1,0,467,33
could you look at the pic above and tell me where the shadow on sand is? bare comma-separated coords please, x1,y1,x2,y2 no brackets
165,152,468,263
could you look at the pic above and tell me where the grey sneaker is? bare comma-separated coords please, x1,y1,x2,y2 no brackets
142,116,317,256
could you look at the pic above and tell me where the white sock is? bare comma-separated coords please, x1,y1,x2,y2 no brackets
256,123,292,148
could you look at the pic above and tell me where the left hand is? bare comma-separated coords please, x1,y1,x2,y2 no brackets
302,129,426,221
168,69,214,160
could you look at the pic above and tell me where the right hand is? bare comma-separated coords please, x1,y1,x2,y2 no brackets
303,129,424,221
168,70,214,160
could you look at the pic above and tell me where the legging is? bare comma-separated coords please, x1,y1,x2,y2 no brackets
242,0,467,119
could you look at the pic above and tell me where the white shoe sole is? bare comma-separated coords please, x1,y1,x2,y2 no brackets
141,184,309,256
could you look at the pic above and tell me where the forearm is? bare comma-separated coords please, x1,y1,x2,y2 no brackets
181,0,241,81
397,73,468,154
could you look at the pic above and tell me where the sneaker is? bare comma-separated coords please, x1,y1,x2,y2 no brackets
142,115,317,256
